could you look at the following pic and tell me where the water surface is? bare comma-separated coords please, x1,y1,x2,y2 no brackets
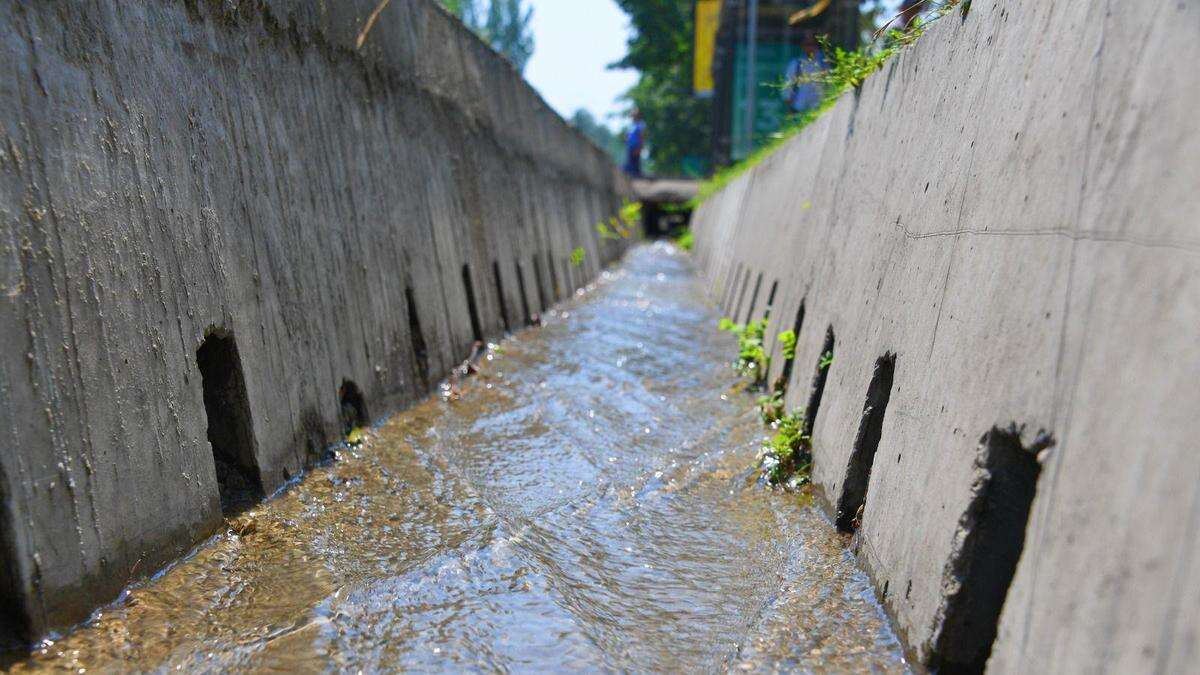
16,244,906,673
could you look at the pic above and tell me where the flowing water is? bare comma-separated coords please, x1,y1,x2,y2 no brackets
13,244,907,673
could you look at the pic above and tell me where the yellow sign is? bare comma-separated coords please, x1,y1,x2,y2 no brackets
694,0,721,97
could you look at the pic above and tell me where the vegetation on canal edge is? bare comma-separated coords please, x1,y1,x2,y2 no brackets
673,228,694,252
819,350,835,370
596,199,641,241
777,329,797,361
691,0,970,208
759,328,799,424
760,328,812,485
758,389,784,425
718,317,769,385
714,317,815,486
760,409,812,486
570,247,586,267
346,427,368,447
718,305,840,486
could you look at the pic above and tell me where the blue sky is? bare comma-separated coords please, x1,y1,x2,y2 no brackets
523,0,637,131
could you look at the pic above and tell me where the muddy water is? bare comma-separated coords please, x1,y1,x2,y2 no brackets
15,244,906,673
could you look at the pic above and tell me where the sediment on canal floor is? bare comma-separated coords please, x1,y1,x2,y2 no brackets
691,0,1200,670
0,0,631,642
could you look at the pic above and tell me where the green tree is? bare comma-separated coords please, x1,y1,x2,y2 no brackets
440,0,534,73
569,109,626,166
483,0,534,73
610,0,712,177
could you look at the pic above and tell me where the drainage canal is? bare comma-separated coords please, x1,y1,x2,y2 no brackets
18,246,905,672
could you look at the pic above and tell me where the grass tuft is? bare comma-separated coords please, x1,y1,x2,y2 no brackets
718,317,770,386
759,409,811,486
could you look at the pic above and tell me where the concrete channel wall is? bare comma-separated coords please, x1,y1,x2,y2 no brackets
0,0,629,641
692,1,1199,671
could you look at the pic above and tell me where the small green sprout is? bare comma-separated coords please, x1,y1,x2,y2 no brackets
758,390,785,425
818,350,834,370
759,408,811,486
570,247,586,267
777,330,797,361
619,199,641,230
718,317,771,385
674,228,694,252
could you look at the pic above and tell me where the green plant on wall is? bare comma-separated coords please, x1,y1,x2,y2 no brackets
759,329,799,420
759,408,811,486
619,199,642,229
673,228,694,252
596,199,641,241
819,350,834,370
718,317,770,385
758,390,784,425
570,247,586,267
777,330,797,361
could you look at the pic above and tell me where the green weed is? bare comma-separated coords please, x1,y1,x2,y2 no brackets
619,199,642,229
595,199,642,241
777,330,798,361
674,228,694,252
759,409,812,486
718,317,770,385
758,390,784,425
570,246,586,267
818,350,834,370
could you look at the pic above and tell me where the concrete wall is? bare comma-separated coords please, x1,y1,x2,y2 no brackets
692,0,1199,671
0,0,629,640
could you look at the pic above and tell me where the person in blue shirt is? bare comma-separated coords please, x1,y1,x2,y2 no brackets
783,34,827,114
624,108,646,177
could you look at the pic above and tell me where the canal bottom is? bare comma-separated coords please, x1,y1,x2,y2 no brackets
14,244,907,672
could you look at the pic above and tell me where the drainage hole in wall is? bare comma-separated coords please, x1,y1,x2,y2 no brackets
763,279,779,320
197,330,264,515
744,272,764,324
405,286,430,385
836,352,896,533
803,326,835,440
492,260,511,334
515,259,533,325
929,426,1050,673
532,254,548,316
776,300,806,394
338,379,368,436
462,264,484,344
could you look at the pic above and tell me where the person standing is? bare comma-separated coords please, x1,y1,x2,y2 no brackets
623,108,646,177
783,33,827,114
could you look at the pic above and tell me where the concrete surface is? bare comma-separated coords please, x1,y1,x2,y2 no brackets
631,178,700,204
691,0,1200,671
0,0,629,641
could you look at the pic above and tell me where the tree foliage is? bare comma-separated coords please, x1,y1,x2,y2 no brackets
610,0,712,177
441,0,534,74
